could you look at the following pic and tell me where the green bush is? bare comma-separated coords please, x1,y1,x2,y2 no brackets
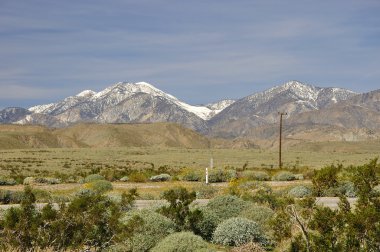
129,172,148,183
192,184,217,199
0,190,24,204
212,217,266,247
288,186,312,198
373,184,380,195
150,174,171,182
272,171,296,181
231,242,266,252
151,232,208,252
239,204,275,230
0,177,17,186
294,174,304,180
242,171,270,181
193,207,220,241
84,174,105,183
338,181,357,198
35,177,61,184
205,195,248,221
121,209,176,252
312,164,341,196
181,169,202,182
208,169,237,183
23,177,36,185
84,180,113,194
119,176,129,182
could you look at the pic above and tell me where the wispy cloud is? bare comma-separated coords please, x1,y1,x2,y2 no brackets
0,0,379,107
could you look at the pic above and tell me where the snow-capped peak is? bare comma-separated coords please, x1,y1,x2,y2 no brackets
76,90,96,97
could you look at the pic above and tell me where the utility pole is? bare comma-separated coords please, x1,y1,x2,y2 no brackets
278,112,287,169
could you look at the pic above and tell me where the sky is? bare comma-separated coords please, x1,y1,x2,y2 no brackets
1,0,380,108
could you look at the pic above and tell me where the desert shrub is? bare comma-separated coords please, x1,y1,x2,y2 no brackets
75,188,96,197
0,190,24,204
205,195,248,221
32,189,52,202
151,232,208,252
129,172,148,183
119,176,129,182
150,173,171,182
322,187,342,197
338,181,357,197
373,184,380,194
181,169,202,182
159,187,201,231
312,164,341,196
192,207,220,241
84,180,113,194
242,171,270,181
231,242,265,252
212,217,266,247
208,169,237,183
294,174,304,180
23,177,35,185
35,177,61,184
0,177,17,186
192,184,217,199
288,185,313,198
84,174,105,183
272,171,296,181
121,209,176,252
239,204,275,230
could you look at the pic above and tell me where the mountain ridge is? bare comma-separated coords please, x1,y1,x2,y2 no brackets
2,80,378,144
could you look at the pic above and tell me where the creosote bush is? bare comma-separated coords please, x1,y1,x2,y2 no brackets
0,190,24,204
212,217,266,247
151,232,208,252
192,207,220,241
84,174,105,183
84,180,113,194
208,169,237,183
150,173,171,182
242,171,270,181
192,184,217,199
180,169,202,182
128,172,148,183
272,171,296,181
288,185,312,198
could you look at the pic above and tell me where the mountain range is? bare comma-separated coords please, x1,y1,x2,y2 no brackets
1,80,380,145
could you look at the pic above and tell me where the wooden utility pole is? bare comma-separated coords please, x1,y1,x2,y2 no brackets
278,112,287,168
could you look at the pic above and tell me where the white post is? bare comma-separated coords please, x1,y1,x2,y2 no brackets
205,167,209,184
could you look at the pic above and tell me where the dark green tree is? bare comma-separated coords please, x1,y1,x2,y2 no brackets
159,187,203,232
312,164,341,196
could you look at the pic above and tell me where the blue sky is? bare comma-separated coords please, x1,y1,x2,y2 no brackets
1,0,379,108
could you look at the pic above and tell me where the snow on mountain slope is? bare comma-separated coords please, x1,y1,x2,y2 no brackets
208,80,358,138
28,81,226,121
